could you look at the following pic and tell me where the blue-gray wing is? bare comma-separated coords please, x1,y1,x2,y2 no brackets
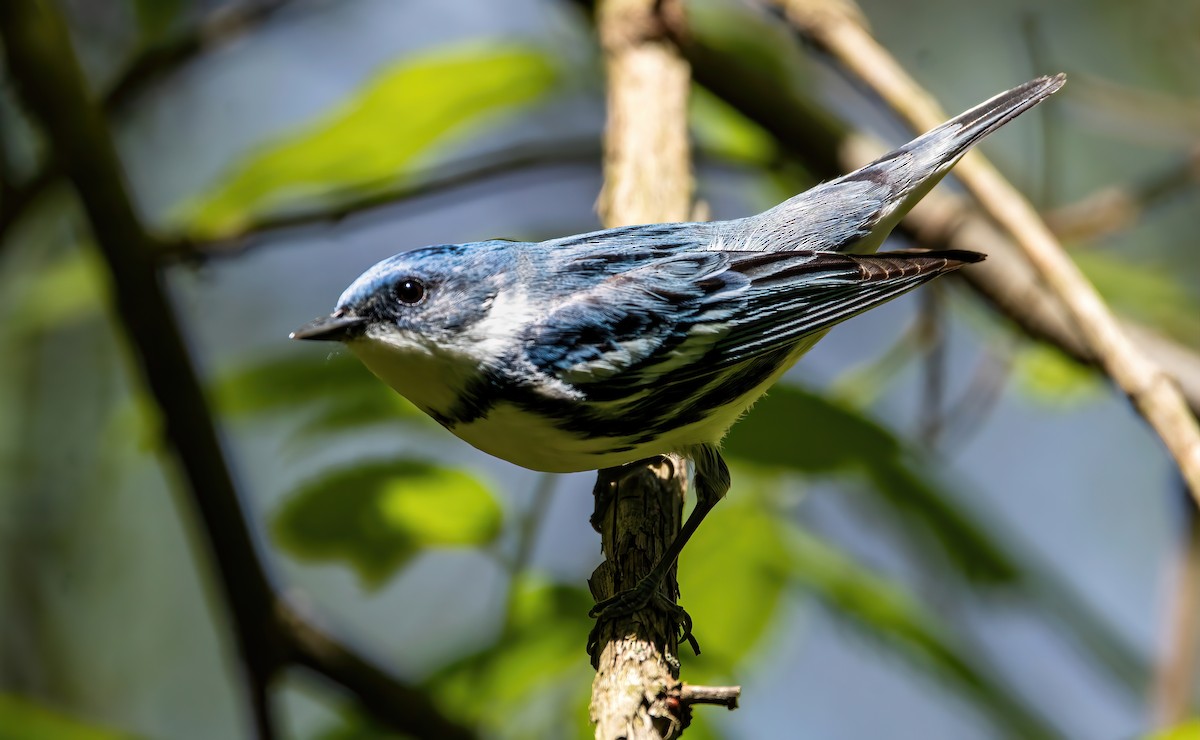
522,243,981,392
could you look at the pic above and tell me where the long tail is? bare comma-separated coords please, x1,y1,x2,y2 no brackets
724,74,1066,255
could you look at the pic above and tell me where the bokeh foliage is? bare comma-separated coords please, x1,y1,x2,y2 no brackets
2,0,1197,738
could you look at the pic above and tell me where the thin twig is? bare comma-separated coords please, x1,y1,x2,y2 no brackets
675,684,741,710
1044,146,1200,243
166,139,603,260
104,0,295,112
0,4,473,737
775,0,1200,503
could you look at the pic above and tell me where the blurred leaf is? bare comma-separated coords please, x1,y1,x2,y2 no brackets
1148,720,1200,740
427,577,595,739
690,85,777,164
679,488,789,677
0,695,137,740
131,0,182,40
311,707,406,740
724,384,1018,585
274,459,501,587
1012,341,1102,405
2,247,106,337
181,44,558,238
783,529,1059,740
213,352,427,439
1074,250,1200,343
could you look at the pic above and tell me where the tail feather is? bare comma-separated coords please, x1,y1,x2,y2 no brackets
724,74,1065,255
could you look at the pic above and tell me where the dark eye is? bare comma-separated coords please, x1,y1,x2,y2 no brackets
394,279,426,305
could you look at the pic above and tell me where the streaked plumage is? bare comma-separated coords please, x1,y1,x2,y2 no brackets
293,75,1064,644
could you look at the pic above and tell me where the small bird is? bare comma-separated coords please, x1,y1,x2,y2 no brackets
293,74,1064,650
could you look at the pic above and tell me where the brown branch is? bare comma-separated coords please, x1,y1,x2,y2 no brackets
676,684,741,710
588,461,690,739
1151,506,1200,728
0,3,472,738
588,1,706,737
776,0,1200,504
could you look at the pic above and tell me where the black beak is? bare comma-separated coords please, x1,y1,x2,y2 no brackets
290,313,368,341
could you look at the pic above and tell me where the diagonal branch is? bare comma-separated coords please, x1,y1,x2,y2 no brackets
773,0,1200,502
0,3,472,738
660,0,1169,701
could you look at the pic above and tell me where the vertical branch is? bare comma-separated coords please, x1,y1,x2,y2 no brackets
596,0,693,227
588,0,697,737
1152,501,1200,727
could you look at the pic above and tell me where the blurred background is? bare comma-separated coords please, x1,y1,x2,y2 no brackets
2,0,1199,738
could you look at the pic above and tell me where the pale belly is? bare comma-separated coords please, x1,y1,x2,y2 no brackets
448,334,823,473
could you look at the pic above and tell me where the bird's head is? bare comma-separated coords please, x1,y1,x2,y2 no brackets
291,240,522,414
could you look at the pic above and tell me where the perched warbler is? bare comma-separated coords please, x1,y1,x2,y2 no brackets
293,74,1064,649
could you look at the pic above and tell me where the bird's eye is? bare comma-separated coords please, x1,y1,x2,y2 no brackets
394,279,426,305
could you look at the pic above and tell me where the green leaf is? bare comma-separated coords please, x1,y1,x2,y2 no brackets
724,384,1018,586
311,707,406,740
1075,250,1200,344
1147,720,1200,740
131,0,182,41
212,352,427,439
1,247,106,337
679,486,789,676
180,44,558,239
690,85,778,165
0,695,137,740
783,529,1058,740
427,576,595,739
1012,341,1102,405
274,459,501,587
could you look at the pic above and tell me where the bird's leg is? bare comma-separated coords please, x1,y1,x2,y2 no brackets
587,445,730,658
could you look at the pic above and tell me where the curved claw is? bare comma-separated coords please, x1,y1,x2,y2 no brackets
587,588,702,662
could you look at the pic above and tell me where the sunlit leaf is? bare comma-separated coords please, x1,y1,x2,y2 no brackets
0,695,136,740
1012,341,1102,405
724,384,1018,585
180,44,558,238
427,576,595,739
1148,719,1200,740
274,459,501,587
2,248,106,336
690,85,778,165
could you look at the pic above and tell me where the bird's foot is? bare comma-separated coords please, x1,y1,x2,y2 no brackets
587,579,700,661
